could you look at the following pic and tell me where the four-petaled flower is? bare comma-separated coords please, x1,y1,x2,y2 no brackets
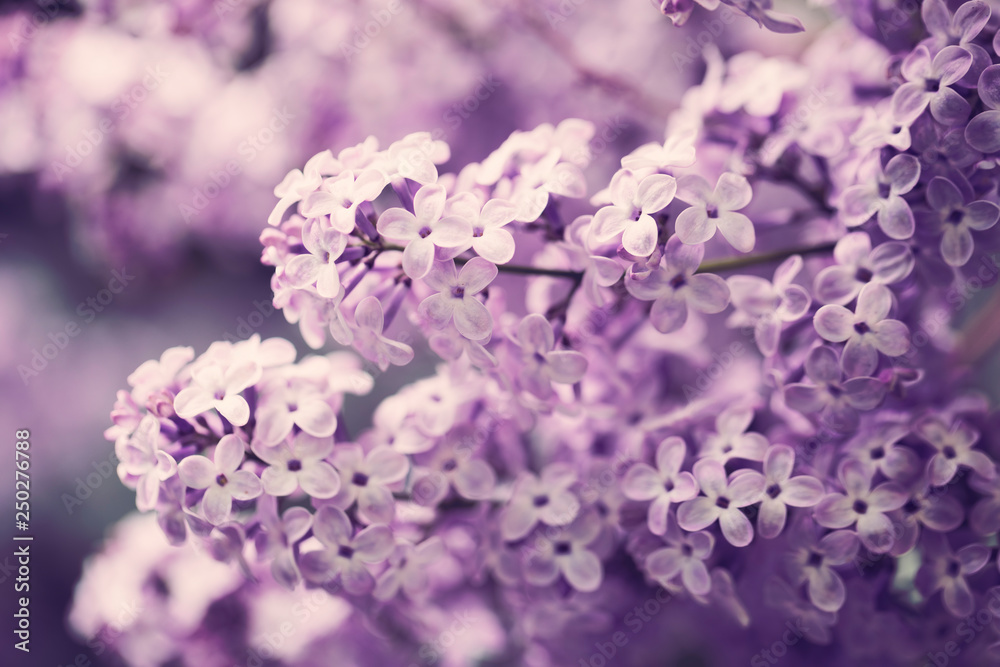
281,217,348,298
174,359,261,426
253,431,341,499
445,193,519,264
914,416,996,485
623,436,699,535
177,435,263,524
891,45,972,126
419,258,498,340
783,346,887,432
625,236,730,334
757,444,824,539
645,517,715,596
352,296,414,371
514,314,588,399
326,445,409,525
115,415,177,512
522,509,604,592
839,154,921,240
299,505,394,595
726,255,811,356
501,463,579,541
374,537,445,601
301,168,388,234
915,534,991,617
813,459,907,553
591,170,676,257
813,283,910,377
674,172,755,252
697,406,769,463
784,525,859,612
813,232,914,306
677,458,765,547
377,184,473,279
918,176,1000,267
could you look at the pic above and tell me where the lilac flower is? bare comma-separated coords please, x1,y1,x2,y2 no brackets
697,406,768,463
326,445,409,525
177,435,263,525
891,45,972,126
590,170,676,257
625,236,730,334
757,444,824,539
970,471,1000,535
886,480,964,557
622,436,699,535
298,506,394,595
114,415,177,512
173,358,260,426
515,314,588,399
784,347,887,432
352,296,414,372
253,374,341,447
920,0,992,83
252,432,341,499
813,232,914,305
444,194,518,264
784,526,859,612
267,150,333,227
845,423,920,480
523,509,603,592
419,258,497,340
501,463,579,541
374,537,445,601
126,346,194,404
763,576,838,644
377,184,473,279
674,172,755,252
255,503,313,589
301,168,388,234
839,154,920,240
965,65,1000,153
645,517,714,596
726,255,811,356
677,458,765,547
620,133,696,173
409,434,496,506
915,534,992,617
281,217,348,298
913,416,996,485
918,176,999,267
813,459,907,553
813,283,910,377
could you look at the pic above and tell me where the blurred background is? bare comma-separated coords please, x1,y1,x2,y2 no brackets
0,0,851,664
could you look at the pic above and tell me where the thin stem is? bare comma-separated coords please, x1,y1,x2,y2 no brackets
696,241,838,274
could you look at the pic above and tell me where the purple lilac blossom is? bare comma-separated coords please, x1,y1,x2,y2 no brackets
86,0,1000,664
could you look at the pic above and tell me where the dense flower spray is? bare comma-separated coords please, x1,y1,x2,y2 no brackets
90,0,1000,664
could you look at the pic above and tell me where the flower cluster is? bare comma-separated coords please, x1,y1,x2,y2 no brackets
99,1,1000,665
